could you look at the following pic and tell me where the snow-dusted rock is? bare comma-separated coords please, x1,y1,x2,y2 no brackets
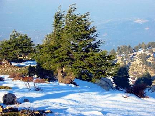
96,77,114,91
3,93,17,105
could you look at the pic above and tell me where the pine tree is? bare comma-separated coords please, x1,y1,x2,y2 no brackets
109,49,116,56
113,66,130,90
0,30,34,61
34,5,118,82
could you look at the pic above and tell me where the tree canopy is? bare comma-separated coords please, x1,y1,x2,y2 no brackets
34,5,118,82
0,30,34,62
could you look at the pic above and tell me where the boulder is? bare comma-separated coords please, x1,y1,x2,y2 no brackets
96,77,114,91
3,93,17,105
0,77,4,81
23,99,29,102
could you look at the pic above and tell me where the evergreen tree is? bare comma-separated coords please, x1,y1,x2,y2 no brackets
109,49,116,56
34,5,118,82
0,30,34,62
135,72,152,86
141,42,146,50
113,66,130,90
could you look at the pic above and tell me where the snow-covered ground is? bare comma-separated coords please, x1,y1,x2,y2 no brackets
11,60,37,67
0,75,155,116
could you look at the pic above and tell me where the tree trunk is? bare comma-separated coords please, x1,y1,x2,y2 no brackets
57,67,75,84
57,68,64,83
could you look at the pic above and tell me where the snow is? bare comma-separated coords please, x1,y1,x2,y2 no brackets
11,60,37,67
0,75,155,116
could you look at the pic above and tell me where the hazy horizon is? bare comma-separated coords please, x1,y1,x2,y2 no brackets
0,0,155,50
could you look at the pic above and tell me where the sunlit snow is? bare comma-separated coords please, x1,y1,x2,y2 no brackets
0,75,155,116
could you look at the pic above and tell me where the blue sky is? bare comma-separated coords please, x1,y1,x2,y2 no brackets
0,0,155,50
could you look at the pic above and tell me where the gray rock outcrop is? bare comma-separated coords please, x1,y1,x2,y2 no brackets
96,77,114,91
3,93,17,105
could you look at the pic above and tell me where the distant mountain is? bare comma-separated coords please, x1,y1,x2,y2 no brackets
115,42,155,82
0,0,155,50
98,19,155,50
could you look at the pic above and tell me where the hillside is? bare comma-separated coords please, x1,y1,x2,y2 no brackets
0,75,155,116
115,42,155,82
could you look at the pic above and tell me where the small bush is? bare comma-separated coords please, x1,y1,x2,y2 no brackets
126,84,147,98
0,77,4,81
0,86,12,89
9,73,16,78
22,77,33,82
135,77,152,87
9,73,23,79
16,73,23,77
13,76,22,81
34,78,46,83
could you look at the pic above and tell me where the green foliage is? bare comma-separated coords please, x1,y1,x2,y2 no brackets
134,42,155,52
109,49,116,56
28,65,36,77
0,30,34,62
117,42,155,55
17,67,29,76
34,5,118,82
35,63,54,81
113,66,130,89
147,42,155,48
117,45,133,55
135,72,152,86
138,53,150,65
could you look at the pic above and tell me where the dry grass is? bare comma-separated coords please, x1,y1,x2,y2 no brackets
0,86,12,89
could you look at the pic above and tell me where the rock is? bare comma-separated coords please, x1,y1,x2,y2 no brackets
3,93,17,105
96,77,114,91
7,107,18,112
0,77,4,81
23,99,29,102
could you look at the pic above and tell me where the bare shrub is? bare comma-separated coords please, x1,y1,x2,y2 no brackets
13,76,23,81
9,73,16,78
16,73,23,78
126,84,147,98
9,73,23,81
22,77,33,82
34,78,46,83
